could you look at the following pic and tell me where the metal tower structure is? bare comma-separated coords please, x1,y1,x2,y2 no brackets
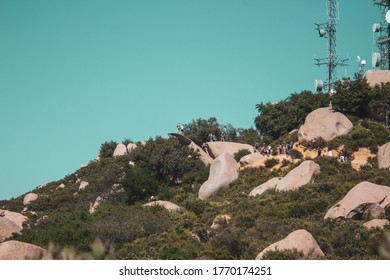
372,0,390,70
314,0,348,95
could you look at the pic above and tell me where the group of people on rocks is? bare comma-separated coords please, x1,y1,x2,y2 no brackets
317,147,348,162
255,142,294,156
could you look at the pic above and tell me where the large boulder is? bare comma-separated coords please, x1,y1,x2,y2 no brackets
0,210,27,229
378,142,390,169
325,181,390,220
127,143,137,153
239,153,264,167
23,193,38,205
249,177,281,197
143,200,181,212
255,229,325,260
275,161,320,192
207,142,254,158
298,107,353,143
0,241,48,260
0,217,21,242
198,152,239,200
364,70,390,87
78,181,89,191
363,219,390,230
113,143,127,157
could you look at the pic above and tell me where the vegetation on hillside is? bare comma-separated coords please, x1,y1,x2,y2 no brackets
2,79,390,260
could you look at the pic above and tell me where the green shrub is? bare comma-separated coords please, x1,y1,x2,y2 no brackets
99,141,118,158
234,149,252,162
261,249,304,260
264,158,279,168
289,149,303,159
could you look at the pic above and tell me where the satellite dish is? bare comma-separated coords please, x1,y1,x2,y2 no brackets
318,29,326,37
373,23,381,33
372,52,382,67
361,60,366,66
386,10,390,23
315,80,324,92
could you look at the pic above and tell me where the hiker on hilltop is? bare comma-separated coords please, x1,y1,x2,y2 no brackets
220,131,225,142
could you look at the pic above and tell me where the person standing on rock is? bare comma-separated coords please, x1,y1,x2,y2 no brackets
177,123,181,133
220,131,225,142
180,124,184,135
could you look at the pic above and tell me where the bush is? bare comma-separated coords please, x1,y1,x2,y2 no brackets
99,141,118,158
289,149,303,159
264,158,279,168
233,149,252,162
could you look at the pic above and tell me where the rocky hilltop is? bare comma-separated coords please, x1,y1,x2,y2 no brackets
1,80,390,260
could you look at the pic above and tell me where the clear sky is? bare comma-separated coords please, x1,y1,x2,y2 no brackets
0,0,380,199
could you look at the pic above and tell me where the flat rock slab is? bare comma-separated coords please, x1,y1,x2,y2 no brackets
249,177,281,197
207,142,254,158
256,229,325,260
298,107,353,143
276,161,320,192
239,153,264,167
198,152,239,200
363,219,390,229
143,200,181,212
0,241,48,260
325,181,390,219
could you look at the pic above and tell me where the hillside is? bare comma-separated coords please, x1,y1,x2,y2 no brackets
1,78,390,260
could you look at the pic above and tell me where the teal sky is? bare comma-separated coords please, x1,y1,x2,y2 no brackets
0,0,379,199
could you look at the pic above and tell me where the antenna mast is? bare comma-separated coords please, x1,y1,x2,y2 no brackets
372,0,390,69
314,0,348,95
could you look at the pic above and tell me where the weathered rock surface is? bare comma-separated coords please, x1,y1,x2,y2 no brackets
113,143,127,157
325,181,390,220
127,143,137,153
275,161,320,192
0,210,26,229
58,183,66,189
78,181,89,191
378,142,390,169
365,70,390,87
143,200,181,212
198,152,239,200
298,107,353,143
0,218,20,242
23,193,38,205
363,219,390,229
239,153,264,167
207,142,254,158
0,241,48,260
250,177,281,196
211,214,232,230
255,229,325,260
89,196,104,214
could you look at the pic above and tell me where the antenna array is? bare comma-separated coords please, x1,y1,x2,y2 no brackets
372,0,390,69
314,0,348,95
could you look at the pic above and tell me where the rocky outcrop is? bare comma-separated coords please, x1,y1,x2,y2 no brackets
143,200,181,212
0,210,27,241
198,152,239,200
89,184,125,214
58,183,66,189
325,181,390,220
276,161,320,192
23,193,38,205
363,219,390,230
78,181,89,191
364,70,390,87
255,229,325,260
0,210,27,229
0,241,48,260
127,143,137,153
89,196,104,214
249,177,281,197
378,142,390,169
239,153,264,167
207,142,254,158
113,143,127,157
298,107,353,143
211,214,232,230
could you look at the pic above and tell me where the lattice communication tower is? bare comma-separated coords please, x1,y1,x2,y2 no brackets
314,0,348,95
372,0,390,70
